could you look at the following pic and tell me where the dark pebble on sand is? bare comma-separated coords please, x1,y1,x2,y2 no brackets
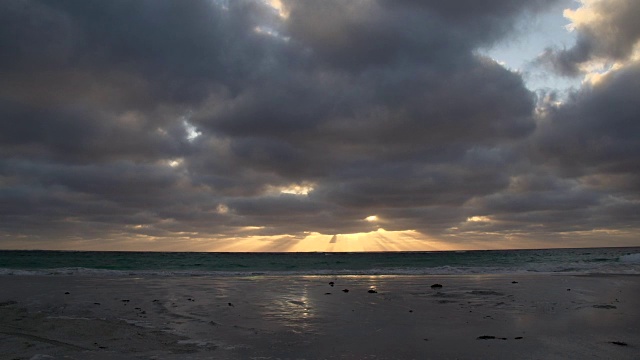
431,284,443,289
567,288,571,291
593,304,617,309
342,289,349,293
477,335,496,340
228,302,234,307
515,337,523,340
122,299,130,302
94,302,100,305
368,289,377,293
325,292,332,295
64,292,70,294
329,282,334,287
470,290,503,296
409,310,413,313
610,341,628,346
511,281,518,284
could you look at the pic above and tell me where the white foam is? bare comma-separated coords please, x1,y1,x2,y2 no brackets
29,355,55,360
2,258,640,277
620,253,640,263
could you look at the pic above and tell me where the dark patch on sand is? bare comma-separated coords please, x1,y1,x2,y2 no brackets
593,305,617,309
477,335,495,340
477,335,507,340
469,290,504,296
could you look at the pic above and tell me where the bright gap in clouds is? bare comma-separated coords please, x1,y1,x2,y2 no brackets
268,183,315,196
211,229,448,252
183,120,201,142
265,0,289,19
481,0,581,93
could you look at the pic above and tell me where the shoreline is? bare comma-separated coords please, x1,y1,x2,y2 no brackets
1,273,638,359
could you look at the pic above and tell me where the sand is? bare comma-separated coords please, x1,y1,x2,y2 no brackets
0,273,638,359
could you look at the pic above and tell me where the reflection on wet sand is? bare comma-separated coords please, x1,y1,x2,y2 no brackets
0,274,638,359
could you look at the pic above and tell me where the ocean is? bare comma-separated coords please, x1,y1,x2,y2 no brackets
1,247,639,276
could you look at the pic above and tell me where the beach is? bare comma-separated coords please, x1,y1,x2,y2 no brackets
0,273,638,359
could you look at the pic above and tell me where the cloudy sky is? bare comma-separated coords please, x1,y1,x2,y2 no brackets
1,0,639,251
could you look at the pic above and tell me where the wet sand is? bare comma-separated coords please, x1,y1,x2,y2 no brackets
0,274,638,359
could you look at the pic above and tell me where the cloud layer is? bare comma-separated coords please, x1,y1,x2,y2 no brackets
1,0,638,250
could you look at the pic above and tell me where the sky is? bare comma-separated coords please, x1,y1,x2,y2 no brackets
1,0,639,252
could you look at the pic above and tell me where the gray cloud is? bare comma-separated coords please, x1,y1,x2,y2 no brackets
1,0,638,250
461,61,640,237
536,0,640,76
534,62,640,174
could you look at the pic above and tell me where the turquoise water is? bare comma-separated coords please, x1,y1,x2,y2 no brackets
1,247,639,276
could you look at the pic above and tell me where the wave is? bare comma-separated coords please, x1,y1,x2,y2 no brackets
2,261,639,277
619,253,640,263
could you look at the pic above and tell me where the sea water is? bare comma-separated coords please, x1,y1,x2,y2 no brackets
1,247,639,276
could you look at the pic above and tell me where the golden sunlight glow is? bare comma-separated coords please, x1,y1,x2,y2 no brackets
267,183,315,196
563,0,604,32
266,0,289,19
240,226,265,231
467,216,491,222
216,204,229,214
167,158,183,167
582,45,640,85
281,185,313,195
563,1,640,86
209,228,450,252
365,215,378,222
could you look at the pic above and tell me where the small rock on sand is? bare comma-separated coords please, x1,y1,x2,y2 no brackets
610,341,628,346
342,289,349,293
430,284,443,289
477,335,496,340
593,304,617,309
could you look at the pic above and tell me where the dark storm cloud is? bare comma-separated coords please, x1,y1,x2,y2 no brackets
534,62,640,174
282,0,558,71
536,0,640,76
530,61,640,229
2,0,637,249
461,60,640,238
